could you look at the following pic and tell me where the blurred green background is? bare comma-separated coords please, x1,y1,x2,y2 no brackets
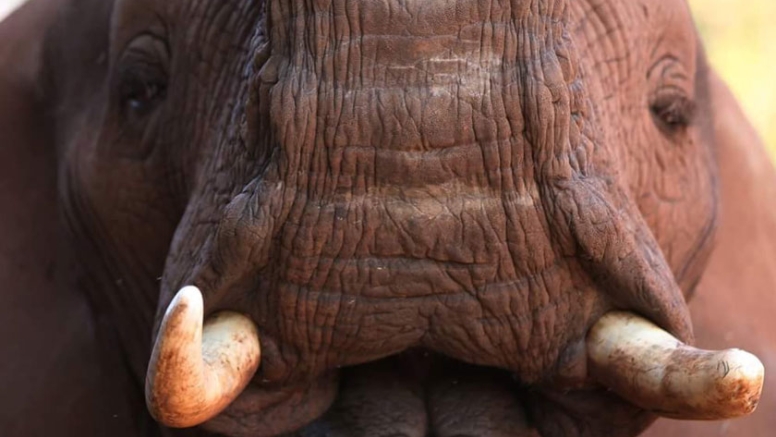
690,0,776,162
1,0,774,160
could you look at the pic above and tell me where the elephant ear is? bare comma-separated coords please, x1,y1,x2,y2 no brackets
0,2,143,436
644,71,776,436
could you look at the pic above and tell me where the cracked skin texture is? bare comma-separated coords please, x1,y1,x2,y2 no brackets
0,0,772,436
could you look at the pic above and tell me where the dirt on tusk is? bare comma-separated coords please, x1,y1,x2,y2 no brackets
587,311,764,420
145,286,261,428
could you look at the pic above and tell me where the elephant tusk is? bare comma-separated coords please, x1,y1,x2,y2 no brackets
587,311,764,420
145,286,261,428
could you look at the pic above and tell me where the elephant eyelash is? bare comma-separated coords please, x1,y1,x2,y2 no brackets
650,94,697,134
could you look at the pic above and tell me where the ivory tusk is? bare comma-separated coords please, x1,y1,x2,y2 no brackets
145,286,261,428
587,311,764,420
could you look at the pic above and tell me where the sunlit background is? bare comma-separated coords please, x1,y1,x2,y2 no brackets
689,0,776,162
0,0,24,22
1,0,774,161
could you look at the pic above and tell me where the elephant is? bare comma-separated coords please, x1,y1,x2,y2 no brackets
0,0,774,436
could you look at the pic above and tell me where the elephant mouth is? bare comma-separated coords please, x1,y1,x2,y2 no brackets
219,348,607,437
145,287,763,437
210,347,660,437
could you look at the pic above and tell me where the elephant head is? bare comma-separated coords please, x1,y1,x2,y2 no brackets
0,0,765,436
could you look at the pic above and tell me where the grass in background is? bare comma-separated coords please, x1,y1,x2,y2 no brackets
690,0,776,162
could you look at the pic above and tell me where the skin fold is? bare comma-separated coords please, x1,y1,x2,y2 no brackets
0,0,772,436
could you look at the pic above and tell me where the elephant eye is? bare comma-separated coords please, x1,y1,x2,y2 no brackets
115,34,170,119
119,68,167,116
650,88,696,135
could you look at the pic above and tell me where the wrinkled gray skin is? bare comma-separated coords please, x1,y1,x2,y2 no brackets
1,0,722,436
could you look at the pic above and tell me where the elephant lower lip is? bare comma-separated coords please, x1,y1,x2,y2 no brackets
205,350,540,436
201,349,654,437
202,368,341,437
